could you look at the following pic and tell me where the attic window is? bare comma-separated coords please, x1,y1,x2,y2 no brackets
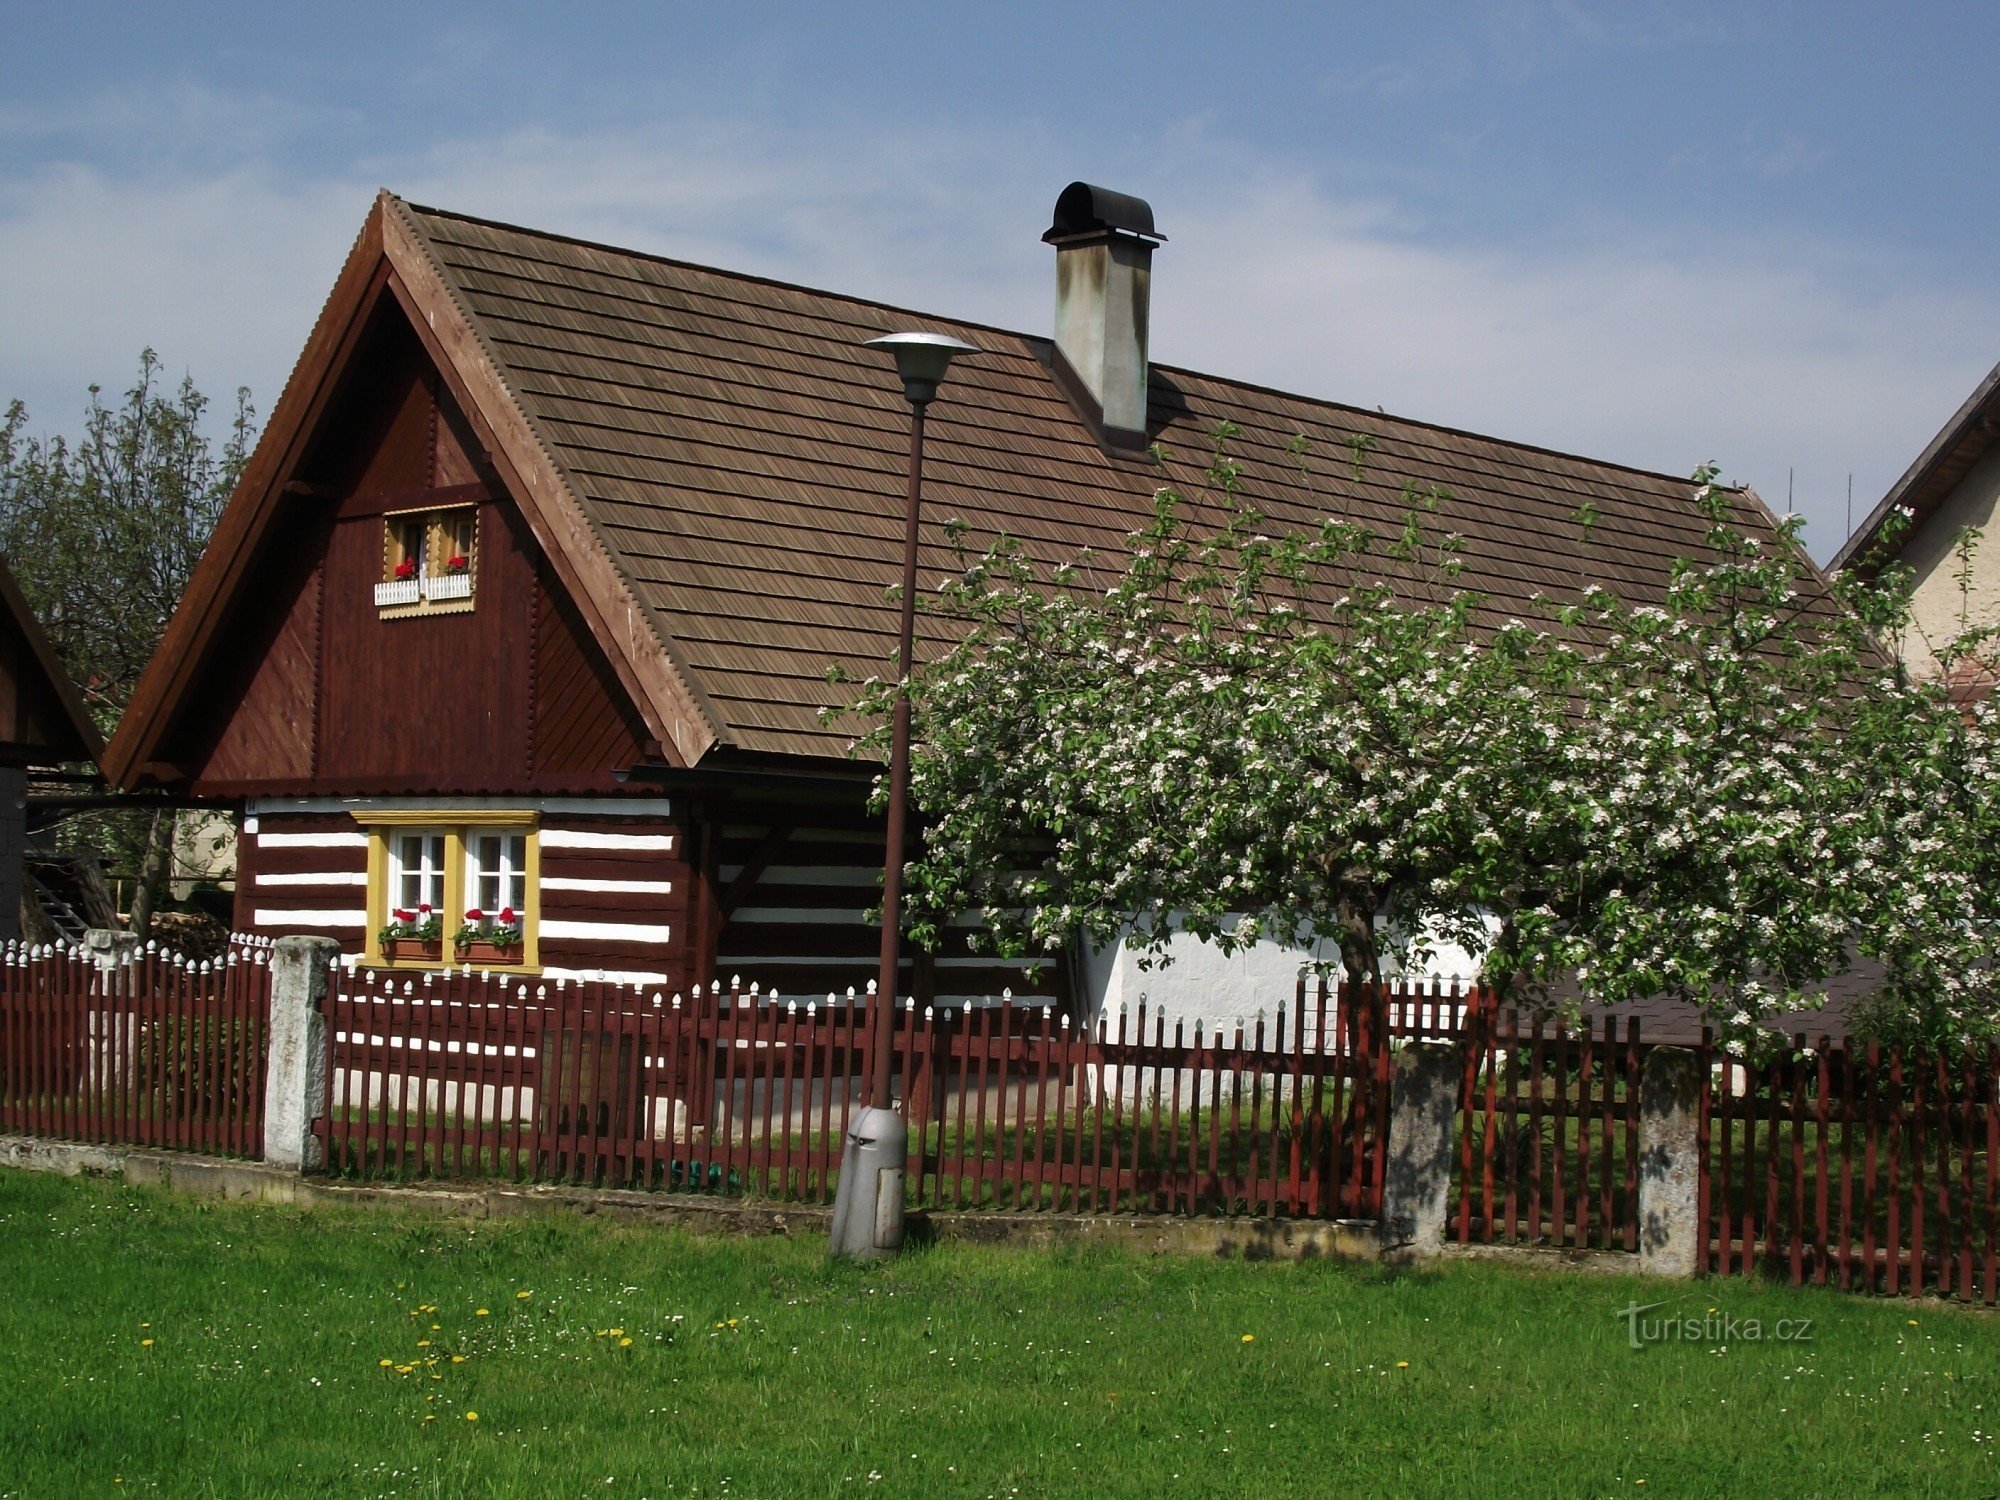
375,506,477,616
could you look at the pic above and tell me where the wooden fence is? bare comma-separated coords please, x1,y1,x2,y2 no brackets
1439,1003,2000,1301
0,938,272,1157
2,934,1995,1304
1449,1008,1647,1254
317,967,1395,1218
1703,1033,2000,1301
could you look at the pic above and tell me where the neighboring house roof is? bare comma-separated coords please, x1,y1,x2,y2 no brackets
1831,357,2000,576
109,191,1806,781
0,552,103,768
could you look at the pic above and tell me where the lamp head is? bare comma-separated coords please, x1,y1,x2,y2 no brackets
864,331,981,406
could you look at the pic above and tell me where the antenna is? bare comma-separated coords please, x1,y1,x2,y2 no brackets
1788,467,1794,512
1846,473,1853,537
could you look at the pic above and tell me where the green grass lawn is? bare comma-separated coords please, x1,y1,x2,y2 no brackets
0,1170,1993,1498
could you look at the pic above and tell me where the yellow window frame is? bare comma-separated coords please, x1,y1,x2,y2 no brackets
358,810,541,972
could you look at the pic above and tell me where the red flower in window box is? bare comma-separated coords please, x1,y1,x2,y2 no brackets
393,558,417,580
379,905,443,962
454,904,523,962
444,554,470,573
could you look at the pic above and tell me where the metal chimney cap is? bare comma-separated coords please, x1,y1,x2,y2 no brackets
1043,182,1165,244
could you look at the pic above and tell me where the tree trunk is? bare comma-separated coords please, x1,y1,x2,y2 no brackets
126,809,173,942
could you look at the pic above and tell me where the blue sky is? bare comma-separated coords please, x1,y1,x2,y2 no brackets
4,1,1999,556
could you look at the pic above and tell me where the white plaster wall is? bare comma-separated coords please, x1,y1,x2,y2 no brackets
1896,442,2000,680
1078,919,1484,1033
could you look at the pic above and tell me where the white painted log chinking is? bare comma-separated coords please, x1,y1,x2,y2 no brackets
257,832,368,849
540,877,674,895
253,908,366,928
539,920,673,945
255,871,368,887
539,830,676,852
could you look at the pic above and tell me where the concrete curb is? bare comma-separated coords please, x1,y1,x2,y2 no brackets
1,1133,1653,1276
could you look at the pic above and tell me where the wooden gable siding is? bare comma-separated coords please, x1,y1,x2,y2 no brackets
193,534,322,786
0,623,87,764
172,300,651,797
531,561,650,775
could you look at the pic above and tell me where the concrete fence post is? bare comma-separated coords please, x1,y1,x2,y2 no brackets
1638,1046,1703,1278
264,936,341,1172
84,928,140,971
83,928,141,1093
1380,1038,1462,1255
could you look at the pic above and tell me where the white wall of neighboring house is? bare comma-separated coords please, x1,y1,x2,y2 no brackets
170,810,237,899
1077,917,1486,1034
1894,442,2000,681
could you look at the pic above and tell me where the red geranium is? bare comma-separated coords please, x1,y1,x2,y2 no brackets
445,554,469,573
498,907,517,925
393,558,417,580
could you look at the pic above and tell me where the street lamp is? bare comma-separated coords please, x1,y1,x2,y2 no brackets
827,330,980,1261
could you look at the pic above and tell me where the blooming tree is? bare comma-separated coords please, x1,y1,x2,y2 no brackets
840,437,2000,1050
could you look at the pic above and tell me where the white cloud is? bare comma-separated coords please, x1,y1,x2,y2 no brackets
2,111,1995,557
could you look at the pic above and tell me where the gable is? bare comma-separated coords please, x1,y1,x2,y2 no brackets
106,193,722,792
0,556,102,767
153,296,653,795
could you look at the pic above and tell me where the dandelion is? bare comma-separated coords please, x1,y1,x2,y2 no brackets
620,1337,634,1348
1241,1335,1255,1344
140,1339,154,1349
466,1411,479,1422
379,1359,394,1368
451,1355,467,1365
516,1291,532,1300
1396,1362,1410,1369
475,1308,489,1317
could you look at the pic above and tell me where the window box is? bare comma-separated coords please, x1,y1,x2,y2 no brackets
386,936,443,963
374,577,422,608
457,939,525,965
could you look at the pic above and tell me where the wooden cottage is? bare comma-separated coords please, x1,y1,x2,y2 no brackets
0,555,105,941
104,186,1803,1009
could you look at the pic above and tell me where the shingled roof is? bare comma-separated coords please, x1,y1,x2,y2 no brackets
392,197,1795,764
109,191,1801,783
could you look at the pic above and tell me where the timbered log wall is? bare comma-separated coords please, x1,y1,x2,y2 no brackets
236,801,688,986
713,825,1072,1009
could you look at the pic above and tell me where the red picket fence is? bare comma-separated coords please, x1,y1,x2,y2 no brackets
0,939,272,1157
1449,1007,1648,1253
1439,1003,2000,1301
317,967,1395,1218
1704,1034,2000,1302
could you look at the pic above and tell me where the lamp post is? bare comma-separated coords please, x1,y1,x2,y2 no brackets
827,330,979,1261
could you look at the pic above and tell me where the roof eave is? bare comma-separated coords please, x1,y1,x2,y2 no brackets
1830,357,2000,576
